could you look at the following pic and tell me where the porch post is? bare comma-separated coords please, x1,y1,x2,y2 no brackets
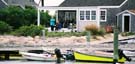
76,8,79,32
56,10,58,23
97,7,100,27
113,27,119,64
37,8,40,26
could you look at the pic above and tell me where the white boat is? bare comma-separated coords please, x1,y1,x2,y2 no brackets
20,50,56,61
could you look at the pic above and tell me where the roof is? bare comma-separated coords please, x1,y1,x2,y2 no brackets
0,0,7,9
59,0,125,7
129,9,135,14
117,9,135,16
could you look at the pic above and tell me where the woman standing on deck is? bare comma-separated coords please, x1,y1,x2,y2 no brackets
50,17,55,31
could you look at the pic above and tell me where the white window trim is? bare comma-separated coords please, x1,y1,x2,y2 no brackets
91,10,96,21
122,14,131,32
86,10,91,20
79,10,97,21
100,9,107,22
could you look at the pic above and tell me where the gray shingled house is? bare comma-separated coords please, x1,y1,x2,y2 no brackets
0,0,37,9
55,0,135,32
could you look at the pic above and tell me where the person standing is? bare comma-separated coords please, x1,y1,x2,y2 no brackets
50,17,55,31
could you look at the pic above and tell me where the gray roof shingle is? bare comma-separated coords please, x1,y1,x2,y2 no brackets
0,0,7,9
59,0,125,7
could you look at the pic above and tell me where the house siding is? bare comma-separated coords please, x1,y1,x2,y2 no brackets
121,0,135,11
0,0,7,9
100,8,121,27
131,14,135,32
117,14,122,32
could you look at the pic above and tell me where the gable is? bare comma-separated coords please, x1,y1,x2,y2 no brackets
117,10,135,16
59,0,125,7
0,0,7,9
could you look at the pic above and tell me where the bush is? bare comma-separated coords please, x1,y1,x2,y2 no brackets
97,28,106,36
46,32,86,37
0,21,12,34
85,24,106,36
85,24,99,35
13,25,44,36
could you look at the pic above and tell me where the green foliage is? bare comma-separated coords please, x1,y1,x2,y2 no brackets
13,25,44,36
97,28,106,36
121,32,135,36
46,32,85,37
0,21,12,34
40,11,51,27
0,6,51,29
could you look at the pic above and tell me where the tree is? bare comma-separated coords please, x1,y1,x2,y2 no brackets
0,6,51,29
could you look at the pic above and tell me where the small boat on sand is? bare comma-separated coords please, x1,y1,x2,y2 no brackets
73,50,131,63
20,50,56,61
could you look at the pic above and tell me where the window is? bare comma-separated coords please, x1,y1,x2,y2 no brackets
80,11,85,20
30,0,34,2
100,10,107,21
91,11,96,20
86,11,90,20
80,10,96,21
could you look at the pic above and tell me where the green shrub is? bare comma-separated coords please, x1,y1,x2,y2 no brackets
46,32,85,37
0,21,12,34
97,28,106,36
14,25,44,36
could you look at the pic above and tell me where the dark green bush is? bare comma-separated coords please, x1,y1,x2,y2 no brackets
97,28,106,36
0,21,12,34
13,25,44,36
46,32,86,37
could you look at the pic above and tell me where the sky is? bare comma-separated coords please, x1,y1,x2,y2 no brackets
34,0,64,6
34,0,64,16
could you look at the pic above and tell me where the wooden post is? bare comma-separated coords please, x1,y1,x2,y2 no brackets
113,27,119,64
86,31,90,47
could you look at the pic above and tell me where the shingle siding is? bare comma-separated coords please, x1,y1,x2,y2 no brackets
60,0,125,7
131,14,135,32
100,8,121,27
121,0,135,11
117,14,123,32
0,0,7,9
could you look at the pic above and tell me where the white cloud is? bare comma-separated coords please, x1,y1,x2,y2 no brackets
34,0,64,16
34,0,64,6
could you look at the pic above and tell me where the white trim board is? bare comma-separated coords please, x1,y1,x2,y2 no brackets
2,0,8,5
117,10,135,16
120,0,128,7
122,14,131,32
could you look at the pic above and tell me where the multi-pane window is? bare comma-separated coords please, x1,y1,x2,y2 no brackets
100,10,107,21
80,10,96,21
80,11,85,20
30,0,34,2
91,11,96,20
86,11,90,20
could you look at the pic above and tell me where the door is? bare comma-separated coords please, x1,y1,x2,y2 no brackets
122,14,131,32
58,10,76,28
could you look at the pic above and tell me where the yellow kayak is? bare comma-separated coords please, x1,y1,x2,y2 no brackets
73,51,126,63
